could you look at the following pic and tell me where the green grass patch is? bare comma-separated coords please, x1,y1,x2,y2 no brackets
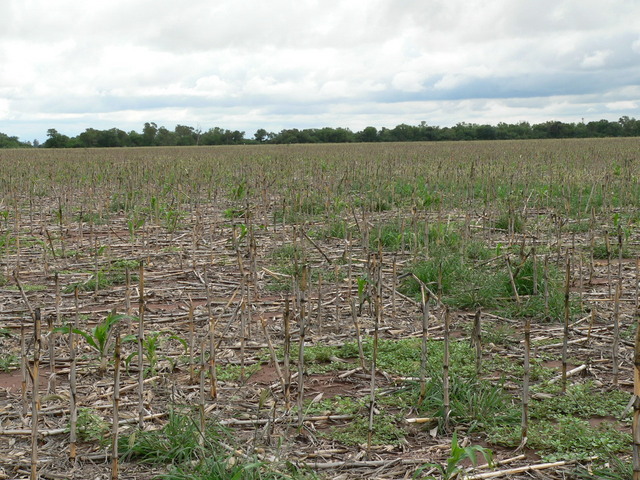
64,259,139,293
6,284,46,292
309,218,357,240
74,211,109,225
369,220,461,252
572,455,632,480
488,416,630,462
531,382,631,420
121,409,309,479
265,249,344,293
592,242,632,259
75,407,110,444
494,211,525,233
120,409,230,466
216,363,261,382
403,244,569,321
326,410,406,447
0,354,18,372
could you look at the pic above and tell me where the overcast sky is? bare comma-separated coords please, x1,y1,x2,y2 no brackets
1,0,639,143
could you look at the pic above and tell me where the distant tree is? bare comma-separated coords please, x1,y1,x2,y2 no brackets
357,126,378,142
619,116,640,136
451,123,476,140
200,127,245,145
475,124,496,140
128,130,144,146
0,132,32,148
97,128,128,147
43,129,70,148
416,122,440,141
155,126,176,146
77,128,101,147
174,124,197,146
142,122,158,146
254,128,268,143
390,123,418,141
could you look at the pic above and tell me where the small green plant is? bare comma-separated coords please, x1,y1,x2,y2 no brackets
572,455,632,479
216,363,261,382
0,327,14,337
160,456,304,480
404,245,568,320
55,311,130,373
127,215,145,239
487,416,631,461
310,218,355,240
592,242,630,259
6,283,46,292
223,207,245,219
273,344,352,375
327,410,406,447
75,407,110,443
125,330,188,377
414,432,493,479
531,382,631,420
64,259,139,293
120,408,307,480
0,354,18,372
270,243,303,262
566,220,590,233
229,180,247,201
111,258,141,270
120,409,228,465
74,211,108,225
494,211,524,233
481,322,517,346
417,376,519,433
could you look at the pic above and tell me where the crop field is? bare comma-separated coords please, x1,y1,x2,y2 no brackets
1,138,639,479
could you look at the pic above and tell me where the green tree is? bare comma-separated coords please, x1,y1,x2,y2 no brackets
155,126,176,146
43,129,70,148
254,128,269,143
174,125,197,145
142,122,158,146
358,126,378,142
0,132,32,148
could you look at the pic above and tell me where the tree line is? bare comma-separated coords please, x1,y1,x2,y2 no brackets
1,117,639,149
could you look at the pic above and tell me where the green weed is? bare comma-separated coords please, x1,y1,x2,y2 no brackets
403,247,568,320
488,416,630,462
64,259,139,293
414,432,493,479
531,382,631,420
216,363,261,382
327,410,406,447
494,211,524,233
75,407,110,443
572,455,632,480
0,354,18,372
55,311,131,373
120,409,228,465
124,330,187,377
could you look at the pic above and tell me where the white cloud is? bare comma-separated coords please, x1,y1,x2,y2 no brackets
581,50,611,68
1,0,640,141
606,100,638,110
392,72,424,92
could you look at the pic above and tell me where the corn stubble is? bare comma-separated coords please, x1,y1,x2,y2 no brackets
0,139,638,478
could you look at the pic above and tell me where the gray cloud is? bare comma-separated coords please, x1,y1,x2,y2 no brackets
1,0,639,142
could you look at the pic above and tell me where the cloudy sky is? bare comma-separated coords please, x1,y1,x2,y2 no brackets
1,0,639,142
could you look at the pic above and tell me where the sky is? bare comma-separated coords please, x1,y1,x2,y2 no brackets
1,0,639,143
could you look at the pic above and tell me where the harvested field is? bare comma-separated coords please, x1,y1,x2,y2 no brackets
0,138,638,479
